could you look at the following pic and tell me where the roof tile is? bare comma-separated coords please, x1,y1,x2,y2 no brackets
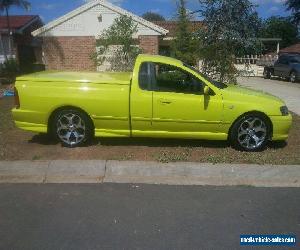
0,15,39,30
280,42,300,54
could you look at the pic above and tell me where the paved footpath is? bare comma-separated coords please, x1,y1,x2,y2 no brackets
0,184,299,250
238,77,300,115
0,160,299,187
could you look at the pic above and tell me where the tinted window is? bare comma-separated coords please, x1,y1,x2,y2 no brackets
183,63,228,89
289,56,300,63
278,56,288,64
139,62,204,94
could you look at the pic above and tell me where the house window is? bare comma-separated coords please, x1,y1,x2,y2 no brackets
98,14,102,22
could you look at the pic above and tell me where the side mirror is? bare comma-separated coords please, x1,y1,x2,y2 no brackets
204,86,210,95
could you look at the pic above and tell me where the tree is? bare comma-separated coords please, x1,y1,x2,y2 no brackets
259,16,298,52
93,15,141,71
286,0,300,26
142,12,165,22
171,0,199,65
0,0,31,59
197,0,261,83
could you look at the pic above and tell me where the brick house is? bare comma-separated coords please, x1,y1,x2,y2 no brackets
279,42,300,55
0,15,43,66
32,0,169,71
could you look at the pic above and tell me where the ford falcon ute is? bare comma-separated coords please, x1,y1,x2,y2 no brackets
12,54,292,151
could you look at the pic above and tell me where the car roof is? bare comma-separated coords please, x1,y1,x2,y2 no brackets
137,54,183,66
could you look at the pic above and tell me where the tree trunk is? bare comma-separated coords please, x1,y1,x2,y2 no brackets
5,7,13,59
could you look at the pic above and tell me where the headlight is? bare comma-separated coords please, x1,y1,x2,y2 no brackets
280,106,289,116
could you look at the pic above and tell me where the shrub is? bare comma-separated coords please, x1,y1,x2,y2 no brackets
1,58,19,77
93,15,142,72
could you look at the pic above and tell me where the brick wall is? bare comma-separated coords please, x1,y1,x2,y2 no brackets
42,36,96,71
41,35,161,71
139,35,159,55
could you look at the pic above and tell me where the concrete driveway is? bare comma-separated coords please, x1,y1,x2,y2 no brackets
238,77,300,115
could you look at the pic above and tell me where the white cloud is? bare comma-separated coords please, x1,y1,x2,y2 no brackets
107,0,124,6
269,6,280,13
82,0,124,6
273,0,286,3
39,3,61,10
149,8,161,13
251,0,286,4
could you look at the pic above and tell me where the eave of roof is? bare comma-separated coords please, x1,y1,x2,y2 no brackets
32,0,168,37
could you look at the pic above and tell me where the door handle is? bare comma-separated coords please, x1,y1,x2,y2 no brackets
159,99,172,105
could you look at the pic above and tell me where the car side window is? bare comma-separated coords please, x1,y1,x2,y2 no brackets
278,56,288,64
138,62,204,94
289,56,300,63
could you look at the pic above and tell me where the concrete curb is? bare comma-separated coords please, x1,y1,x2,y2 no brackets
0,160,299,187
46,160,106,183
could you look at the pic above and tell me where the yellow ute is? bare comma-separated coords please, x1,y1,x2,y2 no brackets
12,54,292,151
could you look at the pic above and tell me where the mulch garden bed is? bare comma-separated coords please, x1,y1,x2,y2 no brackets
1,97,299,164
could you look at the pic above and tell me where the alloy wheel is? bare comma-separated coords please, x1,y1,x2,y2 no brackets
237,117,267,150
290,72,296,83
56,113,86,146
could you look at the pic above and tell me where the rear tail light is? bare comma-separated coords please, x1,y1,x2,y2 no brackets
14,87,20,109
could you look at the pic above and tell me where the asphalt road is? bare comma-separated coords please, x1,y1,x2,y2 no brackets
238,77,300,115
0,184,299,250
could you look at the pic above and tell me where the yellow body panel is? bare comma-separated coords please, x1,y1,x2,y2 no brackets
12,54,292,142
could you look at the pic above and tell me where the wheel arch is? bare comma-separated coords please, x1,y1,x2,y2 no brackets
228,111,273,140
47,105,95,135
289,69,295,75
290,69,298,77
264,66,274,73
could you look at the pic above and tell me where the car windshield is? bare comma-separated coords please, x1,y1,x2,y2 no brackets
183,63,228,89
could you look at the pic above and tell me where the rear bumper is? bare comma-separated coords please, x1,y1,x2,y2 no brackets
12,108,48,133
270,114,292,141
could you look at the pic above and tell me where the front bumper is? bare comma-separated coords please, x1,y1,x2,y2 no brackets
270,114,292,141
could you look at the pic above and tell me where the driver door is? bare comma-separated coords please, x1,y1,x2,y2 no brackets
148,62,223,137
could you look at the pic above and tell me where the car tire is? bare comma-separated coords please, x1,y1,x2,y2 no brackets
290,71,297,83
52,109,93,147
230,113,271,152
263,68,271,79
